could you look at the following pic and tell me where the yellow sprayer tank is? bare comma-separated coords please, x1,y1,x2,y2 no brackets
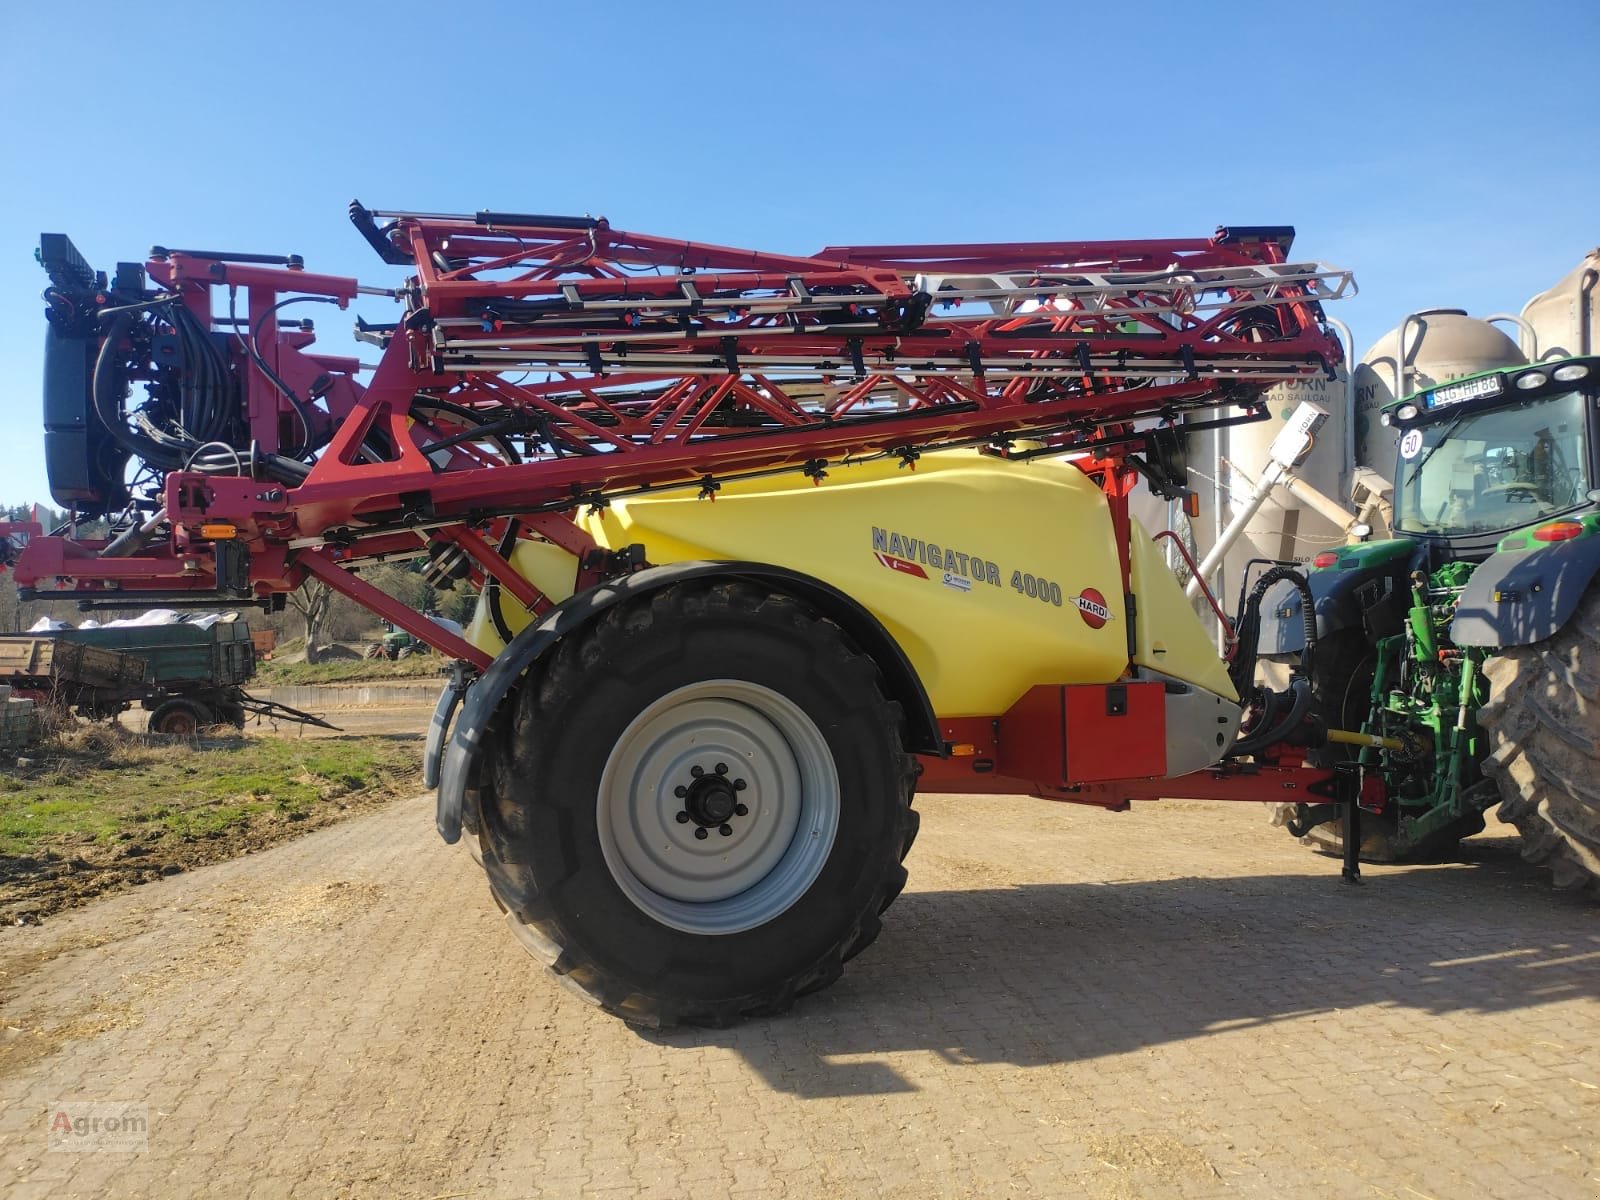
468,450,1235,717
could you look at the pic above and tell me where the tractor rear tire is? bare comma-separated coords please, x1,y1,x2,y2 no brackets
476,580,919,1027
1479,581,1600,896
148,699,212,737
1274,629,1483,861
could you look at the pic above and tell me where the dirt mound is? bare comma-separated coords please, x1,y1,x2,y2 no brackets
310,643,363,662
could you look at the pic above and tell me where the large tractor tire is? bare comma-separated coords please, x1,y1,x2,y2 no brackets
476,581,919,1027
1478,582,1600,896
1274,629,1483,860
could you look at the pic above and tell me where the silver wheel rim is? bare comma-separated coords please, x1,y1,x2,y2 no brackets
596,679,840,935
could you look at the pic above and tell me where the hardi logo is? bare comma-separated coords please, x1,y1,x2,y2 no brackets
1073,588,1113,629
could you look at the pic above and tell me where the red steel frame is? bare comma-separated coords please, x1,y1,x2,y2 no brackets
920,714,1337,810
4,210,1348,804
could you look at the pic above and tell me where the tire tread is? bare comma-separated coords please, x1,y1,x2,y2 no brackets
479,580,921,1026
1480,584,1600,896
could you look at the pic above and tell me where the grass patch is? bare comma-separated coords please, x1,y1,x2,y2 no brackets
0,725,423,920
254,656,446,686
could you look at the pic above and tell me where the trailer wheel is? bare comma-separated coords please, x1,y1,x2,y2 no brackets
477,580,918,1027
1274,630,1483,860
1479,581,1600,896
148,699,212,737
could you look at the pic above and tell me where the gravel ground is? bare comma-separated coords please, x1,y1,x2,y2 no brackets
1,785,1596,1199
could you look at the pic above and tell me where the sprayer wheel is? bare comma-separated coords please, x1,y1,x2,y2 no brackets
474,580,919,1027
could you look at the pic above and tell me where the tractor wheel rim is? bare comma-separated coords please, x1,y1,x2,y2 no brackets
166,712,196,735
597,679,840,935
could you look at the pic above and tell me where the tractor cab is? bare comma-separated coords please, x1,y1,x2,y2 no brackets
1258,356,1600,657
1385,357,1600,562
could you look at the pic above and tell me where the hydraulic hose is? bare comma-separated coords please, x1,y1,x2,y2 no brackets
96,303,238,463
94,312,179,468
248,296,340,458
174,303,233,444
485,519,521,645
1228,564,1316,699
1228,676,1313,758
92,304,310,554
101,506,167,559
93,294,181,318
1224,563,1318,758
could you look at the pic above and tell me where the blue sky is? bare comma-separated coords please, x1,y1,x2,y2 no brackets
2,1,1595,505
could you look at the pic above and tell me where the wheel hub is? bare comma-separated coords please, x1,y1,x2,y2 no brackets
688,777,736,825
676,763,750,836
596,681,841,933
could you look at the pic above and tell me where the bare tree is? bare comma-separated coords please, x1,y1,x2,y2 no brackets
286,579,334,663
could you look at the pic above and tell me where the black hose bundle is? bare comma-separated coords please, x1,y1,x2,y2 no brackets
92,303,307,488
1225,564,1318,759
1228,564,1316,698
1229,677,1313,759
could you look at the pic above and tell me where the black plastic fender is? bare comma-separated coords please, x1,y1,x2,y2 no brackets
422,663,472,791
432,561,942,844
1256,564,1391,654
1452,536,1600,647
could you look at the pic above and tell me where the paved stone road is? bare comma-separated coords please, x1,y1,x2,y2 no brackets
2,793,1596,1199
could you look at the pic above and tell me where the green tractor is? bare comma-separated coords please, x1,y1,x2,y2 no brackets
1262,355,1600,893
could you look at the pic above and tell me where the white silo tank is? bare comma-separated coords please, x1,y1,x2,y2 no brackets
1224,370,1350,559
1181,364,1352,618
1354,310,1527,489
1520,249,1600,361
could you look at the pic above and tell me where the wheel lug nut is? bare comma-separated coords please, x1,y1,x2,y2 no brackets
674,785,688,798
718,824,733,837
694,827,709,840
675,811,690,823
690,765,704,777
734,803,748,817
715,762,728,775
733,778,746,791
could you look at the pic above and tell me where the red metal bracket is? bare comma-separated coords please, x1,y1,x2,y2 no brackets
295,548,492,669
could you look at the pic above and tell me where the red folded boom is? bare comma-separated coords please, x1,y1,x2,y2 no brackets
4,208,1348,663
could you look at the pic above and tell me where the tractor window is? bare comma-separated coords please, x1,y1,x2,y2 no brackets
1395,390,1589,537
